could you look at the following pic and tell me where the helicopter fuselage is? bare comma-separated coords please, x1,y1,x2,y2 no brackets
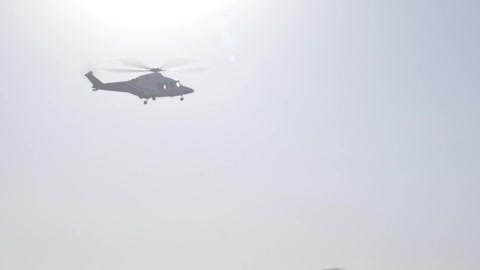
85,72,194,102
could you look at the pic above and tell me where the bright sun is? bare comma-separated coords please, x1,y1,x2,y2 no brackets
59,0,233,28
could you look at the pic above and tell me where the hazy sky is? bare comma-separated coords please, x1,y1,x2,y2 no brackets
1,1,479,270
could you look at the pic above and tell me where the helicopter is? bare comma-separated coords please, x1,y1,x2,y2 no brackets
85,59,200,104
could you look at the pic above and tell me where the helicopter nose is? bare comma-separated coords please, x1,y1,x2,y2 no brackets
187,87,194,94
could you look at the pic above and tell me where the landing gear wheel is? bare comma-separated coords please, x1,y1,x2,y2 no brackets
152,97,156,101
144,100,148,105
180,96,184,101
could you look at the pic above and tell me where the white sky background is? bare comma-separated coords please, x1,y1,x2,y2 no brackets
1,1,479,270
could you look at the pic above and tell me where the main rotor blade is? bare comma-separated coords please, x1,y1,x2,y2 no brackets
104,68,149,73
160,58,198,70
163,66,207,72
112,58,152,70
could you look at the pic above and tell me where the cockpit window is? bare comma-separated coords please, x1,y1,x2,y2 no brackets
176,81,181,87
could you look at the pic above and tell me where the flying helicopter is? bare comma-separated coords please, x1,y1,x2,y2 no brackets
85,59,201,104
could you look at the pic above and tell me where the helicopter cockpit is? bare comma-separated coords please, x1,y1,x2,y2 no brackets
156,81,182,90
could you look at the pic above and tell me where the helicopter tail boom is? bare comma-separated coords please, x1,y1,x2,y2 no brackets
85,72,104,89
